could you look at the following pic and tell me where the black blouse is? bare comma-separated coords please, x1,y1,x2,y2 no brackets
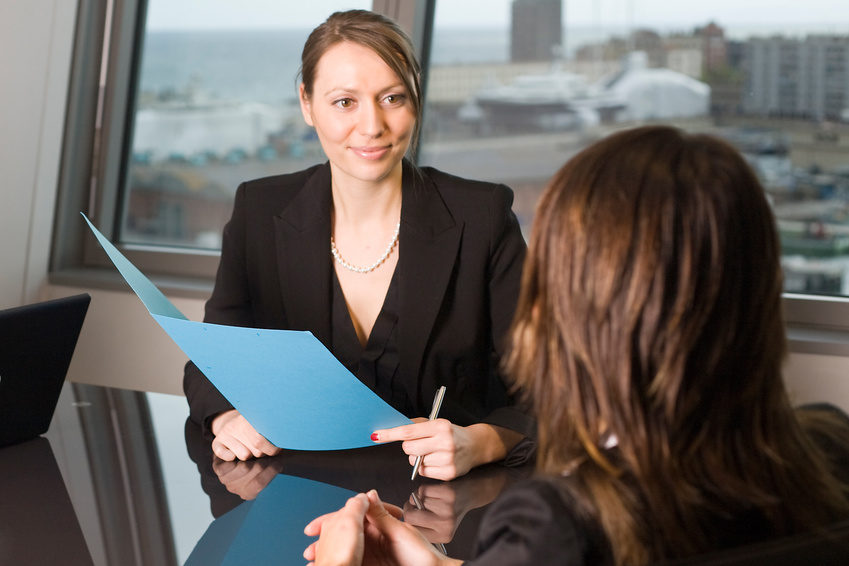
331,267,417,418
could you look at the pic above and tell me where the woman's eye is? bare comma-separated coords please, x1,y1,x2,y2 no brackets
384,94,405,105
334,99,353,109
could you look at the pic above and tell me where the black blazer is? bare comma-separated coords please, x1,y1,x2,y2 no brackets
184,160,534,440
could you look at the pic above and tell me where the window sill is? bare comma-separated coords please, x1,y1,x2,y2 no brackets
47,272,849,357
49,268,214,300
787,325,849,357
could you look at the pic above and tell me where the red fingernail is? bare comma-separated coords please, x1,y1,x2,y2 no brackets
370,432,379,441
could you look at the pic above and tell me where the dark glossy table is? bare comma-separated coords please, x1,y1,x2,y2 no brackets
0,382,531,565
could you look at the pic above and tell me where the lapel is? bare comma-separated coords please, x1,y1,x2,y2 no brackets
270,160,463,387
273,163,334,348
398,161,463,393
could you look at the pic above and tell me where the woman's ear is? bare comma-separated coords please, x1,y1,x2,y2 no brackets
299,83,314,127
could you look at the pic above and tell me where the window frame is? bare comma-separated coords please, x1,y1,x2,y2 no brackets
784,294,849,355
54,0,248,293
51,0,849,348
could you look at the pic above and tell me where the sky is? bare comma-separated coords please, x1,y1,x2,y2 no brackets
146,0,849,32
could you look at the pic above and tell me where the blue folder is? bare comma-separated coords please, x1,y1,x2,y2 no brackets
83,214,411,450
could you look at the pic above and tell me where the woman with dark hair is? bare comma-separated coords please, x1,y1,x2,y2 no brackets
183,10,533,481
303,125,849,565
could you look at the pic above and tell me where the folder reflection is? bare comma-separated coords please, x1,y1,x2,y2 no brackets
185,474,355,565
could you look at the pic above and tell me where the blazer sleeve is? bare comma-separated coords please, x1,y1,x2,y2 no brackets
183,182,254,433
796,403,849,484
479,184,537,445
466,478,610,566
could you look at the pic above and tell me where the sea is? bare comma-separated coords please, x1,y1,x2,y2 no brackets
134,27,520,157
137,23,846,107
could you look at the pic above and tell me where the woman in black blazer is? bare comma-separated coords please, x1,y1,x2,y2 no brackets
184,10,533,480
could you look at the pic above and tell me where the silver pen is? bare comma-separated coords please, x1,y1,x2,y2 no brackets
410,490,449,555
411,385,446,480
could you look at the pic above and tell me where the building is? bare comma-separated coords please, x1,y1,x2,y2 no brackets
695,21,728,72
744,35,849,121
575,27,707,79
510,0,562,62
664,34,704,78
631,29,666,68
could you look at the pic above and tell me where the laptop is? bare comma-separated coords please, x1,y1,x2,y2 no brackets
0,293,90,447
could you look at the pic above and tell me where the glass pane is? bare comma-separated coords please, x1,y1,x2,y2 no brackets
121,1,370,250
421,0,849,296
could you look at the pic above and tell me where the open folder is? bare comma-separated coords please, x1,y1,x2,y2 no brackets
83,214,411,450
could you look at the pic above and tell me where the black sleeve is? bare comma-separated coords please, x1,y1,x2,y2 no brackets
465,477,610,566
183,182,254,433
480,184,537,456
797,403,849,483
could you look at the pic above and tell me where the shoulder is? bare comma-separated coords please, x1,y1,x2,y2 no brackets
469,476,611,565
417,165,515,210
413,165,521,245
236,163,326,203
797,403,849,480
479,476,576,527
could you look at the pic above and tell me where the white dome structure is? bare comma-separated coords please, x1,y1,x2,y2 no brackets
605,51,710,121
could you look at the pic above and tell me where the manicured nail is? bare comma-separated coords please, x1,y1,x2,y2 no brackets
370,432,379,441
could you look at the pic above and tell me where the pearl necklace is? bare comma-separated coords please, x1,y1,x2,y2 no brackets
331,222,400,274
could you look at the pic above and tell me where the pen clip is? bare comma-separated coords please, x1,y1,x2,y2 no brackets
428,386,446,420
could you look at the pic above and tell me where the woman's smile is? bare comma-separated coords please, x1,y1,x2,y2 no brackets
349,145,392,160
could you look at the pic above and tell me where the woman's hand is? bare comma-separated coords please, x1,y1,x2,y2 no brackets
404,466,512,543
304,493,369,566
210,409,282,461
371,421,523,481
304,490,461,566
211,456,281,500
403,485,463,544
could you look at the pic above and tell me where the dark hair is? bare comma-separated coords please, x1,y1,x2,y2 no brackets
299,10,423,145
506,125,849,563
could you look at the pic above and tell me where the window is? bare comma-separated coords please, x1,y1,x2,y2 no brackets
416,1,849,342
54,0,372,285
54,0,849,336
124,2,380,250
421,1,849,292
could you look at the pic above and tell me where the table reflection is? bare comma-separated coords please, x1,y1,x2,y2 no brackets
0,437,94,565
185,473,357,565
184,417,531,561
0,382,531,565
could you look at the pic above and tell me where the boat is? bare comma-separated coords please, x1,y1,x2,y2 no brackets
461,67,625,132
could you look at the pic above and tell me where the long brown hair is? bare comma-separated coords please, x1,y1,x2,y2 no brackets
506,125,849,563
299,10,423,146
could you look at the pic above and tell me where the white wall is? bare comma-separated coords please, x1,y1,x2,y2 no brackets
0,0,78,306
785,353,849,412
3,1,849,408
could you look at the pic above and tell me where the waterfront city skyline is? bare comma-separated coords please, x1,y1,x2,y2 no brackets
147,0,848,32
